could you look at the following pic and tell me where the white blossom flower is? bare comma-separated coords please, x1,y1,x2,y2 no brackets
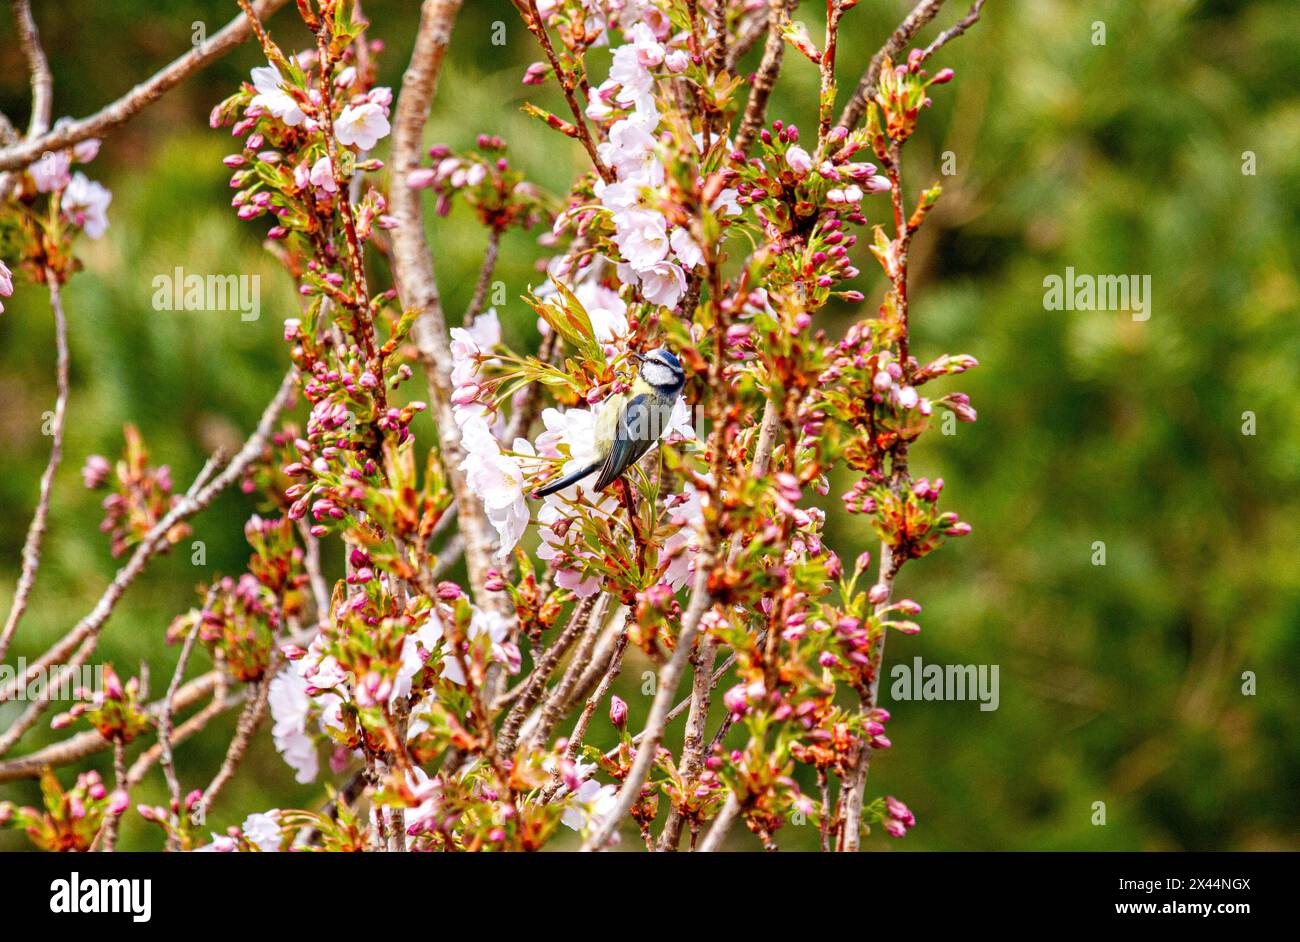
561,777,619,832
712,186,742,216
612,207,669,269
193,835,238,852
31,150,70,193
663,395,696,440
63,172,111,239
586,82,617,119
466,307,502,348
669,227,703,269
609,44,654,107
637,259,686,307
575,281,629,343
597,178,644,212
661,484,705,590
462,445,528,554
242,811,282,852
309,155,337,193
335,101,391,150
250,65,307,126
269,668,319,783
405,766,443,834
391,609,446,705
598,111,661,180
628,22,664,68
536,406,598,470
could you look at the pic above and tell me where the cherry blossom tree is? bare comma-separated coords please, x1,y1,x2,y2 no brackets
0,0,984,852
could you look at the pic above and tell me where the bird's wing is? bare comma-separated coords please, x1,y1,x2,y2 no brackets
592,394,657,492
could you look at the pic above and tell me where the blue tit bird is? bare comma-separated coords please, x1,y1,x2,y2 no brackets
532,347,686,499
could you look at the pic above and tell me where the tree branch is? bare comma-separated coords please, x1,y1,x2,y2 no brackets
388,0,509,623
0,669,223,783
0,0,291,171
582,553,716,851
834,0,948,134
0,368,298,753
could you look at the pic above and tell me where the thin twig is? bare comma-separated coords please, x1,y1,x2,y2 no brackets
834,544,902,851
197,673,273,816
726,7,773,70
834,0,948,134
582,554,715,851
0,0,292,171
817,1,845,146
734,0,790,154
658,403,780,849
510,0,614,182
918,0,986,64
0,270,70,663
496,595,596,756
11,0,52,138
463,228,502,327
0,670,221,783
697,790,741,852
520,597,613,751
566,630,627,762
128,688,246,788
97,740,128,852
157,607,205,850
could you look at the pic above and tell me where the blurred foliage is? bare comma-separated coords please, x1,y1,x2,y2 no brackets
1,0,1297,851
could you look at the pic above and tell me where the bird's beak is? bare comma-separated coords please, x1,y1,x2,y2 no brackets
629,350,644,363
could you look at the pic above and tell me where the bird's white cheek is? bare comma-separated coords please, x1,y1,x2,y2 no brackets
642,362,676,387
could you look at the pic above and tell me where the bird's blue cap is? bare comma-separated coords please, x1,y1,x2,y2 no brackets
644,347,682,372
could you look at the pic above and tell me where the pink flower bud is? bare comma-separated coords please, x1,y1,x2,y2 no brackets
107,790,129,815
407,167,437,189
785,145,812,178
609,695,628,729
81,455,111,489
723,684,749,716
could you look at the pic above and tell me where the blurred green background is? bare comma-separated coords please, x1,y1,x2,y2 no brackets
1,0,1297,851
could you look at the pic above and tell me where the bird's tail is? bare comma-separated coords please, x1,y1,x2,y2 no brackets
531,461,601,499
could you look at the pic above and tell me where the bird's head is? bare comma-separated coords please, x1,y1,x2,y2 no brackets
633,347,685,395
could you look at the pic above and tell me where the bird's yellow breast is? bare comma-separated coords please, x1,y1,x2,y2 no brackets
593,391,628,451
629,376,656,398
